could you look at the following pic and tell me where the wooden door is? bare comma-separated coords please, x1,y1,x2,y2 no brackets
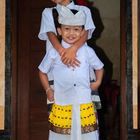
13,0,55,140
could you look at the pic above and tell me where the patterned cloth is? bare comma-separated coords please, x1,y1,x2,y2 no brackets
49,103,97,134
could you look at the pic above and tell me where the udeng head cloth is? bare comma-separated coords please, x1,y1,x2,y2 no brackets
58,6,86,26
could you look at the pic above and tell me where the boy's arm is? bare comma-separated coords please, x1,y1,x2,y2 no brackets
90,68,104,91
95,68,104,86
39,70,54,101
62,30,88,67
47,31,88,67
47,32,79,66
47,32,64,54
73,29,88,50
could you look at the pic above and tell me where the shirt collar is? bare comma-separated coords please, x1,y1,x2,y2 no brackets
61,40,86,49
61,40,71,48
56,1,75,12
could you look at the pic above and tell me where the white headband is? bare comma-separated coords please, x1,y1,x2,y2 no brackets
58,6,86,26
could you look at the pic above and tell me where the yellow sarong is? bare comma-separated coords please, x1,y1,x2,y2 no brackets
49,103,97,129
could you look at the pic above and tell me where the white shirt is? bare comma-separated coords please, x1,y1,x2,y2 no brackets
38,40,104,105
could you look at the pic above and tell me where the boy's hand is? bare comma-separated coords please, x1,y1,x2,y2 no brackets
90,81,101,91
60,46,80,67
46,88,54,102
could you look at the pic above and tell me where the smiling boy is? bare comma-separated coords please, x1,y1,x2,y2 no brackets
38,6,103,140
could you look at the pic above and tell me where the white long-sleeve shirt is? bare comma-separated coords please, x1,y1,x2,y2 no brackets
38,40,104,105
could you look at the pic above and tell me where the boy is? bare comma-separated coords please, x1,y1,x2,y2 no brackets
38,6,104,140
38,0,95,68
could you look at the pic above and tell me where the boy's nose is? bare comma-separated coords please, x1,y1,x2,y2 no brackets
69,29,74,34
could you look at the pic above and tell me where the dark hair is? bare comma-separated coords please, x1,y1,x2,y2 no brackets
71,9,78,14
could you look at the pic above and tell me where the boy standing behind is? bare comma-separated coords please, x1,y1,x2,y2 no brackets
38,6,104,140
38,0,95,69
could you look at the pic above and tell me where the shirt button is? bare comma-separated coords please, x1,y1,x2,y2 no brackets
74,84,76,86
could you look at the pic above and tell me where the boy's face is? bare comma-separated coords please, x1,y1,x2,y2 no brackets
57,25,83,45
51,0,71,5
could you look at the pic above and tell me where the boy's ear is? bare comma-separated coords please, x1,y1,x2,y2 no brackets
57,28,61,36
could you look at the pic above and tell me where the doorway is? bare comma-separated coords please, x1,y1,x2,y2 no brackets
11,0,128,140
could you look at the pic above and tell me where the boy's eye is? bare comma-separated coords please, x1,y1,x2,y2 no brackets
64,27,70,30
74,28,81,32
74,28,80,31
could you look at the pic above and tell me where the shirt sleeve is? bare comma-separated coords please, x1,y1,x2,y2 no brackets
38,49,57,74
86,46,104,70
80,6,96,39
38,8,57,40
